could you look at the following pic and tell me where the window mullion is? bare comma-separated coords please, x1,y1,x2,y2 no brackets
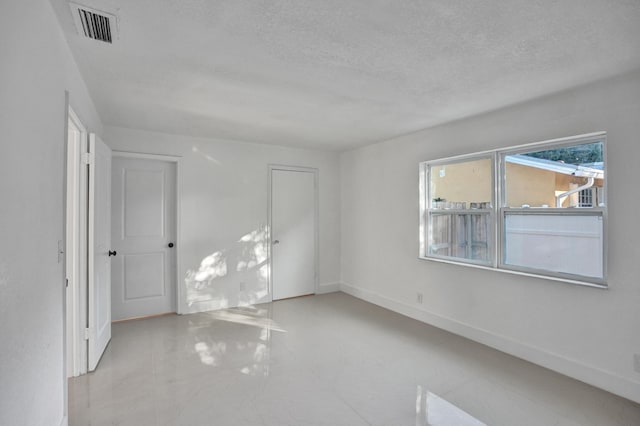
420,133,605,286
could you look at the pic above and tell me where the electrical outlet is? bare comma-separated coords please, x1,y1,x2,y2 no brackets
416,292,423,304
239,282,246,291
634,354,640,373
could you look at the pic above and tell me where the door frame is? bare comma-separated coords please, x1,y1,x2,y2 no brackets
112,151,183,314
267,164,319,301
65,105,89,378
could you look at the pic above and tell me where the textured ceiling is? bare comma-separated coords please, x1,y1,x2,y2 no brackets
50,0,640,150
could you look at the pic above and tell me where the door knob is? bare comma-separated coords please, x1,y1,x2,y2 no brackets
108,250,117,257
168,242,174,248
273,240,280,245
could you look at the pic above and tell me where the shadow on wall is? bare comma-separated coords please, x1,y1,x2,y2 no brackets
185,224,270,309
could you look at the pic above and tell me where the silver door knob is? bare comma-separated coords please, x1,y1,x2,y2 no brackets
273,240,280,245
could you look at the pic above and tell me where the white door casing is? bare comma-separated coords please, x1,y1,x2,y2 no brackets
111,157,176,321
270,166,318,300
65,108,88,377
88,134,112,371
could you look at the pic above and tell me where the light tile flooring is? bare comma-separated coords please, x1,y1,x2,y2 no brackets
69,293,640,426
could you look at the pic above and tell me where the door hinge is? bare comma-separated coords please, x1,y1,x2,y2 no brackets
84,327,94,341
82,152,94,165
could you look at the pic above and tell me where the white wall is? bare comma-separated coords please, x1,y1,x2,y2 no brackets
2,5,636,423
0,1,103,425
104,126,341,314
340,70,640,403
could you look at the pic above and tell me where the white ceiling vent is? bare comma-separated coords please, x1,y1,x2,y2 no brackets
69,3,118,44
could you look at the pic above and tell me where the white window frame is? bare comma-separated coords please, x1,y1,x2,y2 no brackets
419,132,608,288
420,153,496,267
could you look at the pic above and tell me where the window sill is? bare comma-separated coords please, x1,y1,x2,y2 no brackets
418,255,608,289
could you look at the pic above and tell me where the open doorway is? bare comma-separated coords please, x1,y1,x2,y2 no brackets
65,119,114,375
110,153,179,321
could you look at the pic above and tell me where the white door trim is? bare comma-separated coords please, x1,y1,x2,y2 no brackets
65,106,88,378
267,164,319,301
112,151,183,314
111,151,181,162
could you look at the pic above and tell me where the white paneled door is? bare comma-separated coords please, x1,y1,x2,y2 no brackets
271,167,317,300
111,157,176,321
88,134,112,371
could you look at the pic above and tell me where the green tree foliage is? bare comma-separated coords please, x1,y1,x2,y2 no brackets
524,143,603,165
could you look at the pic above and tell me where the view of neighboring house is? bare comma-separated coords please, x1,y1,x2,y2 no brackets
430,153,605,210
505,155,604,208
429,148,605,278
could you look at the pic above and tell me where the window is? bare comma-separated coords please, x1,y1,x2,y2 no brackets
578,188,594,207
578,187,604,208
420,133,607,286
422,156,494,265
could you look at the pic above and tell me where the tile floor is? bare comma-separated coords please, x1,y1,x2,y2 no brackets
69,293,640,425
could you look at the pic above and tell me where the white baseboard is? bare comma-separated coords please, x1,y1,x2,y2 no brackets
340,282,640,404
317,282,340,294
